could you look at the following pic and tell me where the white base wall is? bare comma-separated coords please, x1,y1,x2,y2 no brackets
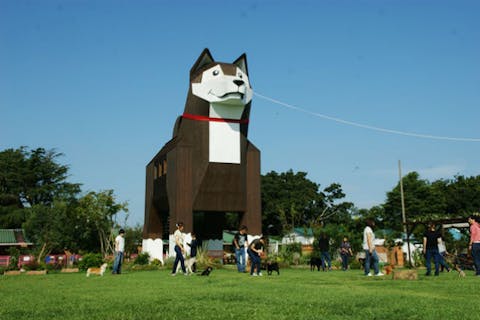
142,238,164,265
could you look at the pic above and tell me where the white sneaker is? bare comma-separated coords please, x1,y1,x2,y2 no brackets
366,273,373,277
258,272,263,276
251,273,257,277
375,272,384,276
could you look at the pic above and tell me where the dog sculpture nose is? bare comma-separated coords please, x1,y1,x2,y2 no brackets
233,80,244,87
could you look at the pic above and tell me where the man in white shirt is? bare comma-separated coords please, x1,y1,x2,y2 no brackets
112,229,125,275
363,219,383,276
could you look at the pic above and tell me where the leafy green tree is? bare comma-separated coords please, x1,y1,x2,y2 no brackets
384,172,447,233
261,170,319,235
261,170,353,236
75,190,129,257
442,175,480,216
0,147,81,228
24,201,74,254
124,225,143,256
1,147,129,257
313,183,354,227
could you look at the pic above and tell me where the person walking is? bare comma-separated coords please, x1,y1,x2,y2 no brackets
187,232,199,273
423,223,441,276
468,215,480,276
438,239,451,273
171,222,187,276
340,236,353,271
363,219,383,276
112,229,125,275
318,233,331,271
247,236,266,276
233,225,248,272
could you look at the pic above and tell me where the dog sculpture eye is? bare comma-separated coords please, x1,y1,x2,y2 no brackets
238,73,243,78
213,70,220,76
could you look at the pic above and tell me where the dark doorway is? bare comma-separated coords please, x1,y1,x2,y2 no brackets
193,211,243,240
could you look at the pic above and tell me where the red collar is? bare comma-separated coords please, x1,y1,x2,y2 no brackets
182,113,249,124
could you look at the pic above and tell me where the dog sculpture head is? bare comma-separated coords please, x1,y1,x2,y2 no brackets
173,49,254,164
190,49,252,106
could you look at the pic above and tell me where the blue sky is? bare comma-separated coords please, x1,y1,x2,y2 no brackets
1,0,479,227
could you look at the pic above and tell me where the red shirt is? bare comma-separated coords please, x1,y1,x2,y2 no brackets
470,221,480,243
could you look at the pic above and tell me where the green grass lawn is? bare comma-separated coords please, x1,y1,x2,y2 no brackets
1,267,478,320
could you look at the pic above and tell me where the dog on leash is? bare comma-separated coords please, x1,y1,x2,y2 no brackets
86,263,108,277
267,261,280,275
176,257,197,275
200,266,213,276
384,264,395,275
443,253,467,278
310,257,322,271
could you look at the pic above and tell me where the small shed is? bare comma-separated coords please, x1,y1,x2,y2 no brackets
0,229,32,254
281,228,315,245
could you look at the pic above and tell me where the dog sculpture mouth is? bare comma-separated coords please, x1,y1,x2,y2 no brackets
212,92,244,100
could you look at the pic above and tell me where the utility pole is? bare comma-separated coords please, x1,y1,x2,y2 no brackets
398,160,412,267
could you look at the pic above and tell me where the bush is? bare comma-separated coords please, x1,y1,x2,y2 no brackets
349,259,362,270
279,243,303,265
151,259,162,266
78,253,103,271
7,247,20,270
134,253,150,265
22,260,46,271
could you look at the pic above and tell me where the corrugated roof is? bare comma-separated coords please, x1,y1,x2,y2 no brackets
293,227,314,237
0,229,17,243
223,231,236,244
0,229,31,245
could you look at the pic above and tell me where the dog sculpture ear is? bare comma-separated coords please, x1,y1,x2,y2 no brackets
233,53,248,76
190,48,214,77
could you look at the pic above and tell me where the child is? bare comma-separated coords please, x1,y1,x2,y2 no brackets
187,232,199,273
340,236,353,271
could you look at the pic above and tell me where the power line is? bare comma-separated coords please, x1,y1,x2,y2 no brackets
253,91,480,142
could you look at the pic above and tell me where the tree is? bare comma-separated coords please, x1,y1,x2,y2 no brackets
23,200,79,257
261,170,353,235
383,172,447,233
310,183,354,227
75,190,129,257
124,225,143,256
261,170,319,235
442,175,480,216
0,147,81,228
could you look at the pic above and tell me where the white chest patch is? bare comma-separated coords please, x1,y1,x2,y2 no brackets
209,104,244,164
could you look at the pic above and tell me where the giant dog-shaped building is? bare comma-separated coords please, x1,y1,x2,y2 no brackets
143,49,261,256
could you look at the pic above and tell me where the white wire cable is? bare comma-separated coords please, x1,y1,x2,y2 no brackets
253,91,480,142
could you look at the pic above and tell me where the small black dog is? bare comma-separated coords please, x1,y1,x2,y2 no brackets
200,266,213,276
267,261,280,275
358,258,366,270
310,257,322,271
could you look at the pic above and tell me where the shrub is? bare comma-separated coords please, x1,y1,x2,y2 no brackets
349,259,362,270
45,262,64,272
151,259,162,266
22,260,46,271
134,253,150,265
279,242,303,265
78,253,103,271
